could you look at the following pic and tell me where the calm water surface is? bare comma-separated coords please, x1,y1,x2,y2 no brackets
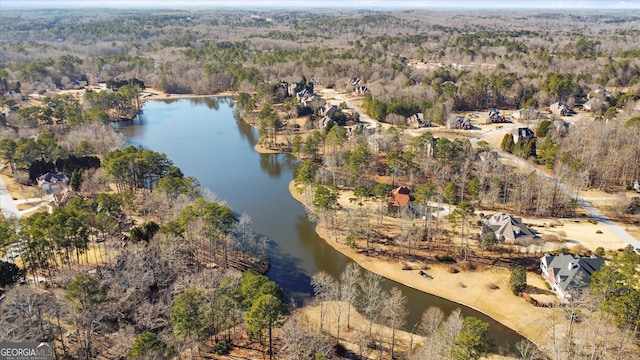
118,97,524,347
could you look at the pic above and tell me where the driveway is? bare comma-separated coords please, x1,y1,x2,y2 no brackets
468,123,519,147
320,88,380,130
489,144,640,249
0,166,20,220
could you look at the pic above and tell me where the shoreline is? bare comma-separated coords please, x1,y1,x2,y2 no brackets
128,94,549,347
144,88,235,101
243,111,555,348
141,91,554,350
285,180,555,349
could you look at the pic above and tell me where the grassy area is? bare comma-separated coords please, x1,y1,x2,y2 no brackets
2,172,42,200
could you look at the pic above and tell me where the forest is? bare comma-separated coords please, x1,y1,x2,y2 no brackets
0,6,639,360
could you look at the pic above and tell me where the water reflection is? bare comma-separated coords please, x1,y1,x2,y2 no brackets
119,98,525,348
258,153,298,179
259,153,283,178
266,246,314,303
155,96,224,110
235,113,259,149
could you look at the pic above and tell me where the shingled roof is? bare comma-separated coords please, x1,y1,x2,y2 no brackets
541,254,605,299
482,213,537,245
389,186,411,207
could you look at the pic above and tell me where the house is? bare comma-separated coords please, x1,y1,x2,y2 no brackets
389,186,412,207
540,254,605,300
549,102,572,116
301,94,326,109
288,83,298,97
321,105,341,118
67,80,89,90
633,180,640,193
296,89,311,101
481,213,537,245
406,113,429,128
582,97,604,112
587,87,612,100
486,109,507,124
319,116,333,129
511,127,535,144
448,116,472,130
512,108,545,121
355,85,368,96
36,173,70,193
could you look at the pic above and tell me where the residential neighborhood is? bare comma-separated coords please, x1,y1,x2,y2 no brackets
0,3,639,360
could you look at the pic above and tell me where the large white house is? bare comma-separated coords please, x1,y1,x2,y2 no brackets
540,254,605,300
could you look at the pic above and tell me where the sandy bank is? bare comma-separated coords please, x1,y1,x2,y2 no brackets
287,181,558,349
254,144,281,154
300,301,518,360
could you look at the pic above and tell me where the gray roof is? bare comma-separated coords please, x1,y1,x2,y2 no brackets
483,213,536,242
545,254,605,292
36,172,70,184
550,102,570,110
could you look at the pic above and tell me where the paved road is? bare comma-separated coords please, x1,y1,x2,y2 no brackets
323,91,640,249
0,166,20,220
491,145,640,249
321,89,380,129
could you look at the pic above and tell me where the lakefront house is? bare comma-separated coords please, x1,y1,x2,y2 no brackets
540,253,605,300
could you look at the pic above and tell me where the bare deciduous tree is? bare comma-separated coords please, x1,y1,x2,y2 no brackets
310,271,339,334
280,313,334,360
383,287,408,359
358,271,384,341
340,262,361,330
0,286,58,342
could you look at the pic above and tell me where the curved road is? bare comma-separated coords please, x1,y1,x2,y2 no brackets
319,90,630,247
470,133,640,249
319,90,639,249
320,89,380,130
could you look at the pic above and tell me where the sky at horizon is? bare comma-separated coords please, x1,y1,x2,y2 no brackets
1,0,640,10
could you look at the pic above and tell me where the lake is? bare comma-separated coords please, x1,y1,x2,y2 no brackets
117,96,524,347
